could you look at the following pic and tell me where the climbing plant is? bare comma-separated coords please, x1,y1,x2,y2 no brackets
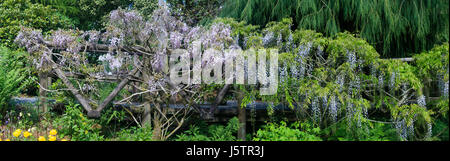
413,43,449,116
223,18,440,141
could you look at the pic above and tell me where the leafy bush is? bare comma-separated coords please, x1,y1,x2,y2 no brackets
323,121,399,141
175,117,240,141
132,0,158,19
167,0,225,25
113,126,153,141
0,0,74,48
0,47,29,116
253,121,322,141
433,118,449,141
413,43,449,115
53,103,104,141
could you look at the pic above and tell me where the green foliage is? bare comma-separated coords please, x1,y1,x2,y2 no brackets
324,121,399,141
212,18,259,38
413,43,449,81
413,43,449,116
432,118,449,141
31,0,80,16
175,117,240,141
113,126,153,141
167,0,225,25
0,47,30,115
53,103,104,141
0,0,74,47
132,0,158,19
220,0,449,57
253,121,322,141
32,0,131,30
232,20,433,140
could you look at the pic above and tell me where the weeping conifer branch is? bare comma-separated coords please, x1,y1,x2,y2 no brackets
220,0,449,58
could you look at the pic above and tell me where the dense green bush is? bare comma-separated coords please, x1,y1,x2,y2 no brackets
132,0,158,19
167,0,225,25
413,43,449,115
0,0,74,48
253,121,322,141
53,104,104,141
322,120,399,141
0,47,30,116
113,126,153,141
175,117,240,141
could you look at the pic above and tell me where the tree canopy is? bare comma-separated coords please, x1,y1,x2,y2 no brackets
220,0,449,58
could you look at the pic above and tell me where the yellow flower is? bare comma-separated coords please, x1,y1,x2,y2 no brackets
61,139,67,141
49,129,58,136
48,135,57,141
0,138,2,141
23,131,31,138
5,139,10,141
85,130,88,134
13,129,22,137
38,136,46,141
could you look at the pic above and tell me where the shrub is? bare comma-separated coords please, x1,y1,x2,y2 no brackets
52,103,104,141
253,121,322,141
0,0,74,47
0,47,29,116
175,117,240,141
113,126,153,141
323,121,399,141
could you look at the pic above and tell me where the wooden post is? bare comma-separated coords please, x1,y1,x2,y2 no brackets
142,103,152,128
424,80,431,103
39,61,49,113
237,91,246,141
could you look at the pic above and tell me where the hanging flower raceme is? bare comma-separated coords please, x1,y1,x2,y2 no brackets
14,27,44,54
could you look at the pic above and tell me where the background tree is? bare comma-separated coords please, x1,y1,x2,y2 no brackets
166,0,226,26
220,0,449,58
0,0,74,48
31,0,134,30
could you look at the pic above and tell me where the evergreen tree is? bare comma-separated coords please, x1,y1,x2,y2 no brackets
166,0,226,26
32,0,133,30
220,0,449,58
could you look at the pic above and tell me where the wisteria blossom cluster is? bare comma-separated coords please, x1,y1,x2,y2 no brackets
98,53,123,74
200,23,233,50
51,29,77,48
14,27,44,54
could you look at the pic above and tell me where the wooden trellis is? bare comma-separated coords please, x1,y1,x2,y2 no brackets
37,40,230,119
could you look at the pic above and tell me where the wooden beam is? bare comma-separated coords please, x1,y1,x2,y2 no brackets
46,41,149,55
38,61,49,113
237,91,246,141
43,51,94,113
91,68,138,117
386,57,414,62
207,84,231,118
